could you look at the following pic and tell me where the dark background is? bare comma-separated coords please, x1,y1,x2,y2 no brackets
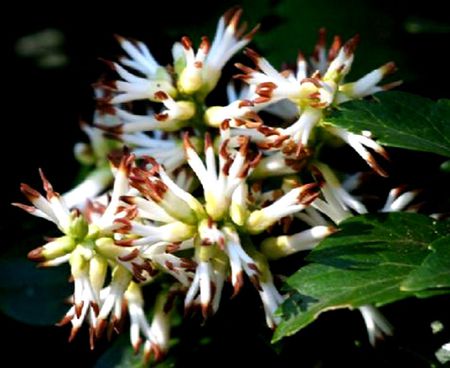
2,1,450,367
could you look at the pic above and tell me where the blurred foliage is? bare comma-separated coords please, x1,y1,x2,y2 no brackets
255,0,406,79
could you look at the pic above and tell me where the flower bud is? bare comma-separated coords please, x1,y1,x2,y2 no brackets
66,211,89,240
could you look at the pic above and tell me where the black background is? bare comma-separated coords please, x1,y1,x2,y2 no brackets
3,1,450,367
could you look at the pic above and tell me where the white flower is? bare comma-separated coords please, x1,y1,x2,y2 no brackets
381,186,419,212
261,225,336,260
125,283,172,363
310,163,368,224
183,129,261,221
107,36,175,104
358,305,393,346
15,154,149,343
259,277,284,330
234,31,398,174
175,7,258,95
245,182,320,234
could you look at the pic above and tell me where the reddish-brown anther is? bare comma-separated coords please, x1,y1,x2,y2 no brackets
119,195,136,205
118,248,140,262
312,28,327,62
75,301,84,319
382,61,397,76
114,218,132,233
148,180,169,202
204,132,213,151
56,314,73,327
131,263,147,283
181,36,193,50
253,96,271,104
180,258,197,271
234,62,255,74
132,337,142,355
247,263,260,274
165,260,175,271
224,5,242,28
243,117,263,129
257,125,279,137
272,135,290,149
233,73,251,81
200,36,210,53
297,183,321,205
256,141,272,150
244,23,260,41
201,237,213,246
238,99,254,108
182,132,194,151
237,153,261,178
115,204,138,220
154,90,168,100
244,47,261,67
343,34,360,56
309,91,321,100
201,302,211,320
90,301,100,317
249,151,263,168
234,118,246,127
255,81,277,98
297,50,306,63
301,77,322,88
155,113,169,122
93,79,116,114
165,243,181,253
220,119,230,130
284,157,307,172
163,289,180,314
68,326,80,343
27,247,45,262
328,35,342,61
239,136,250,156
219,138,231,160
232,272,244,298
95,318,108,338
89,326,96,350
113,33,126,45
218,236,225,250
145,343,164,364
367,156,389,178
114,239,133,247
20,183,40,201
310,101,328,109
249,274,262,291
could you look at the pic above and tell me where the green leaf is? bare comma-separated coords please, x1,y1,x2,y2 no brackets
273,213,450,342
401,235,450,291
326,91,450,157
0,258,71,325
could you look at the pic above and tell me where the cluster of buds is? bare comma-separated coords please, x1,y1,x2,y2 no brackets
15,7,409,362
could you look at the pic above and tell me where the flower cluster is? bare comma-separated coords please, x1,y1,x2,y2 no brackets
15,7,408,362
